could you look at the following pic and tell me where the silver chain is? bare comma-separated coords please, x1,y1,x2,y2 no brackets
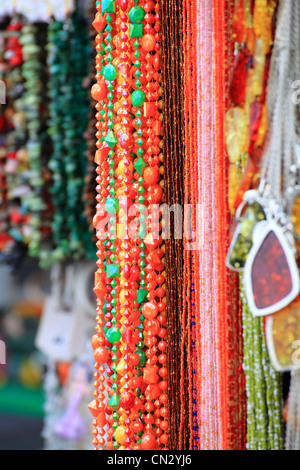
259,0,300,210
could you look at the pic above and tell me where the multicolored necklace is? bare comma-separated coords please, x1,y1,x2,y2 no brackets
90,0,167,451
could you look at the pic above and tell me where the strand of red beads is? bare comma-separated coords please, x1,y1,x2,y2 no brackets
90,0,167,450
89,1,109,451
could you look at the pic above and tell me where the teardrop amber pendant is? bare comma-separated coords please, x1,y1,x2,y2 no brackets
244,221,300,316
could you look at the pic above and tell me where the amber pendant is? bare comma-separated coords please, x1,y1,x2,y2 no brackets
226,201,266,272
266,295,300,372
244,220,300,316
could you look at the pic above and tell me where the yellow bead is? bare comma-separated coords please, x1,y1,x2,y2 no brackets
116,358,126,376
114,426,127,445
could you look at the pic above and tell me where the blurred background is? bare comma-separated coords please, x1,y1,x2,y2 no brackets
0,0,98,450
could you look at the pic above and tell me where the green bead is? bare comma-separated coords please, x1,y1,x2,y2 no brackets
104,130,118,149
137,289,148,304
129,6,145,23
103,63,117,81
105,197,119,214
106,264,120,279
135,350,147,367
107,327,122,344
102,0,116,13
109,391,120,410
139,224,147,239
129,23,144,39
134,157,147,175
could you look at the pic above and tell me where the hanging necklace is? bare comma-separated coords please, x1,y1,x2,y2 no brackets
228,0,300,318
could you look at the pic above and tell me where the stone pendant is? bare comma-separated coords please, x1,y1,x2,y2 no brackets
244,220,300,316
226,201,266,272
265,295,300,372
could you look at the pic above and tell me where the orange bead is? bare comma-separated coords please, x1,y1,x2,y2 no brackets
143,302,158,320
144,166,160,184
160,420,169,431
141,34,156,51
141,433,156,450
91,335,101,350
91,82,107,101
94,347,109,365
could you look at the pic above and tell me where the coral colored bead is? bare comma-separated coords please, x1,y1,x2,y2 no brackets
132,421,143,433
119,391,135,409
91,82,107,101
159,367,168,378
94,347,110,364
129,376,142,389
160,434,168,445
143,302,158,319
91,335,102,350
160,420,169,431
141,34,156,52
119,132,134,149
158,328,167,338
160,407,168,418
141,433,156,450
158,340,166,351
158,354,167,365
160,393,168,404
144,166,160,184
148,184,163,203
159,381,168,391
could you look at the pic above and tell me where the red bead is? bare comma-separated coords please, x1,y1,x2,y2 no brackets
141,34,156,52
141,433,156,450
143,302,158,319
132,421,143,433
144,166,160,185
94,347,110,364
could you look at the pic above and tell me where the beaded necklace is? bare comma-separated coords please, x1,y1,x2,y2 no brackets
47,15,94,263
20,23,53,268
90,0,167,450
159,0,185,450
0,17,28,268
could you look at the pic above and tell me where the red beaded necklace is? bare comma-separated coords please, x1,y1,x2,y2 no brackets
90,0,167,451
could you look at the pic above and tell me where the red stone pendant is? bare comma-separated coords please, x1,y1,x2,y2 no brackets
244,220,300,316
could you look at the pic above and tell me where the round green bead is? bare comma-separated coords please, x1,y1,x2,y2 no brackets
103,63,117,81
131,90,146,107
129,6,146,24
105,197,119,214
106,327,122,344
